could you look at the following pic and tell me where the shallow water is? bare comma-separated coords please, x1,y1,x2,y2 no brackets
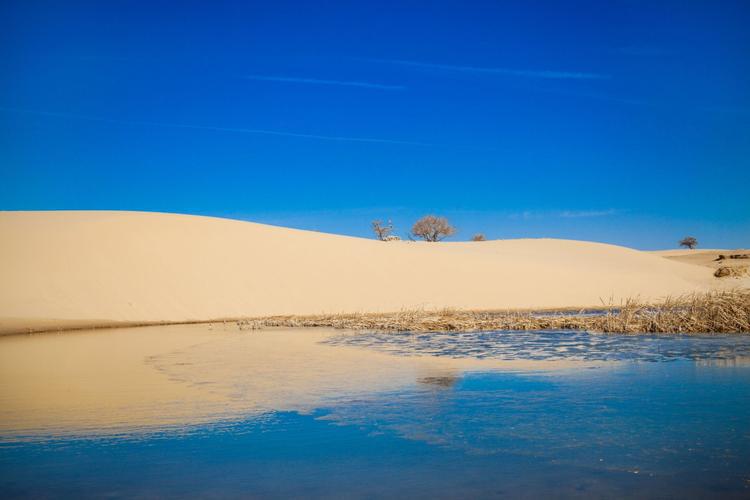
325,329,750,363
1,325,749,498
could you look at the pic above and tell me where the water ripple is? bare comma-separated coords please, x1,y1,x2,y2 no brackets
323,330,750,363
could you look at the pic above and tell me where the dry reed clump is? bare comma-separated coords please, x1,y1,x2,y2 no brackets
593,291,750,333
714,266,748,278
237,290,750,334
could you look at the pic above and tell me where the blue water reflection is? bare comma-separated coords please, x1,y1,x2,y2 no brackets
324,329,750,362
1,329,750,498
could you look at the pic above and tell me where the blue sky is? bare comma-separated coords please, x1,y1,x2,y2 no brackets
1,0,748,249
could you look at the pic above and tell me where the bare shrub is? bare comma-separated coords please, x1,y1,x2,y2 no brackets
679,236,698,249
371,220,394,241
471,233,486,242
411,215,455,242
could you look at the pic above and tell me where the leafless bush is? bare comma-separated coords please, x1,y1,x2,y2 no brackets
371,220,394,241
679,236,698,249
471,233,486,242
411,215,455,242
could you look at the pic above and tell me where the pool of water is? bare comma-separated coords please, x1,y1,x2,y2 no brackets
1,325,749,498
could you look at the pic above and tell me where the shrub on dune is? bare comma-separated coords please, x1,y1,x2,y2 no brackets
412,215,456,242
679,236,698,249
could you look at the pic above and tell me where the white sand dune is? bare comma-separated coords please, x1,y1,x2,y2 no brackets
0,211,722,334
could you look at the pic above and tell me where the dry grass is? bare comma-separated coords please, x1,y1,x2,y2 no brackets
714,265,749,278
237,290,750,334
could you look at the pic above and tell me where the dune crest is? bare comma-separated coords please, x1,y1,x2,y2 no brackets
0,211,718,334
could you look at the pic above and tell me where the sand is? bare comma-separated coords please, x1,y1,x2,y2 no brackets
651,248,750,272
0,210,735,335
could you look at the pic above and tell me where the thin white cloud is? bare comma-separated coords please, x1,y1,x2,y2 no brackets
558,209,619,218
615,47,674,57
368,58,609,80
244,75,404,90
509,209,619,220
698,106,750,115
1,108,431,147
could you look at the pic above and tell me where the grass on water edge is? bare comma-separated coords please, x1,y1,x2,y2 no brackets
237,290,750,334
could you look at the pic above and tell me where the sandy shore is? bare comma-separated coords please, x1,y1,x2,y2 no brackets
0,211,742,335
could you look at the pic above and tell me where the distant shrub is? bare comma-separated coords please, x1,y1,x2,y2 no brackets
371,220,394,241
471,233,486,242
411,215,456,242
679,236,698,249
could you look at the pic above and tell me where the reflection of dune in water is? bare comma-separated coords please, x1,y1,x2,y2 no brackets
0,325,602,440
694,356,750,367
4,325,747,443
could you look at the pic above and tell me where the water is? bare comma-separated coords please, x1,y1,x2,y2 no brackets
1,325,749,498
325,329,750,362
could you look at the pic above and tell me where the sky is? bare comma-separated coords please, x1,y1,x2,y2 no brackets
1,0,748,249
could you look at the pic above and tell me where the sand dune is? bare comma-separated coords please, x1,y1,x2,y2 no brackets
0,211,724,334
651,248,750,271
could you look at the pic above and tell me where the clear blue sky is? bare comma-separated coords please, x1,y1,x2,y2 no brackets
1,1,748,249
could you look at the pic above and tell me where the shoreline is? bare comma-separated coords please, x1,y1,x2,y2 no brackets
5,290,748,336
0,307,603,337
236,289,750,334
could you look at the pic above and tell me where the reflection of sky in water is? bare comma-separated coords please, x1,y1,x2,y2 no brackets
324,329,750,363
322,363,750,476
1,327,750,498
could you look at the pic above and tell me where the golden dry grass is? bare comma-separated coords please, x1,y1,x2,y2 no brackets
237,290,750,334
714,265,749,278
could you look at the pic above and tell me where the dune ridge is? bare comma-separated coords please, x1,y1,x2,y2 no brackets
0,211,722,335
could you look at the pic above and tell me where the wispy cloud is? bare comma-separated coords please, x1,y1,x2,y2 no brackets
367,58,609,80
244,75,404,90
615,46,674,57
698,106,750,115
537,88,748,114
1,108,431,147
509,209,620,220
558,209,620,218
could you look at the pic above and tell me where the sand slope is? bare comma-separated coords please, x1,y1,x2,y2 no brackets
651,249,750,270
0,211,719,334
